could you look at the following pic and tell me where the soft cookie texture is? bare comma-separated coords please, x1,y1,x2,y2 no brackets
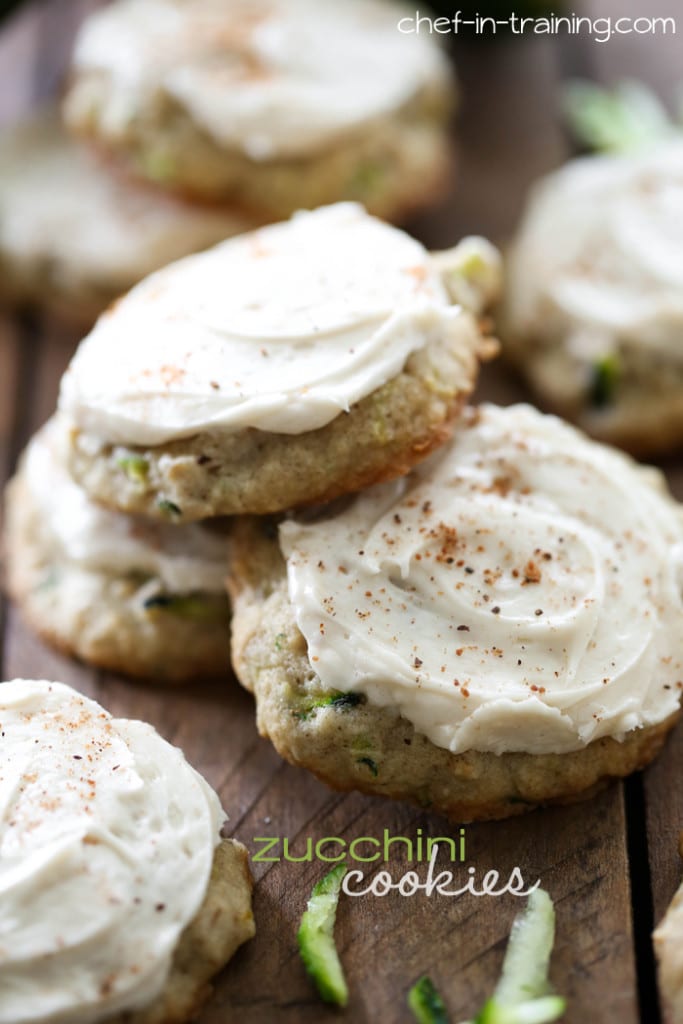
0,111,253,325
108,838,254,1024
228,404,683,821
63,0,455,220
58,204,499,520
0,680,254,1024
5,417,232,682
503,141,683,455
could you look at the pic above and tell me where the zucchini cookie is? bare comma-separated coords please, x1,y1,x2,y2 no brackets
0,111,253,325
229,403,683,822
5,416,232,682
62,0,455,220
0,680,254,1024
503,142,683,455
58,203,500,521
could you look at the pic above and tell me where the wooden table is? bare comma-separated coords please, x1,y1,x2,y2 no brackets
0,3,681,1021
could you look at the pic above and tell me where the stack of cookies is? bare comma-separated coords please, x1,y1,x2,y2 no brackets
0,0,455,325
5,201,499,686
7,197,683,826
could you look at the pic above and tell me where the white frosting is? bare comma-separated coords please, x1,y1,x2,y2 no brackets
59,204,488,446
280,404,683,755
506,142,683,360
0,112,249,294
0,680,224,1024
25,417,230,594
69,0,452,160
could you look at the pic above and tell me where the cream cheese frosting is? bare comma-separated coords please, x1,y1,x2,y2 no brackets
0,679,224,1023
59,203,496,446
67,0,452,161
25,417,230,594
280,403,683,756
506,142,683,362
0,112,249,295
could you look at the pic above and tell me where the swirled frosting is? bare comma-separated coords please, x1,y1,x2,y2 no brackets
505,142,683,361
0,112,249,295
0,680,224,1023
66,0,452,160
280,404,683,755
24,417,230,593
59,204,498,446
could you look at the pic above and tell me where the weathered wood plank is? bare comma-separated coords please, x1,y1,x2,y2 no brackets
207,787,637,1024
412,35,567,249
646,739,683,924
0,0,102,124
0,2,41,124
0,314,24,705
0,319,22,484
645,456,683,933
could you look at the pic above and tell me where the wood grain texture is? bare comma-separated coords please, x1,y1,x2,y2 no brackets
0,1,681,1022
646,460,683,935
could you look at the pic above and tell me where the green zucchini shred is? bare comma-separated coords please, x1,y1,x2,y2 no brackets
297,864,348,1007
588,353,619,408
564,78,678,153
328,692,363,710
350,160,385,197
468,889,565,1024
356,756,379,777
474,995,566,1024
141,148,178,183
142,593,226,622
157,498,182,517
117,455,149,484
408,975,449,1024
293,691,364,721
350,734,374,752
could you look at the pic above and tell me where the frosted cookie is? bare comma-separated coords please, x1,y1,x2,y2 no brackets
0,679,254,1024
228,404,683,822
655,837,683,1024
58,203,500,521
503,142,683,455
5,416,232,682
63,0,455,220
0,111,254,325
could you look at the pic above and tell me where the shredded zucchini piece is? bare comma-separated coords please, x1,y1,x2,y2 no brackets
564,79,678,153
142,593,225,622
588,353,619,409
157,498,182,517
463,890,565,1024
297,864,348,1006
117,455,149,484
408,975,450,1024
